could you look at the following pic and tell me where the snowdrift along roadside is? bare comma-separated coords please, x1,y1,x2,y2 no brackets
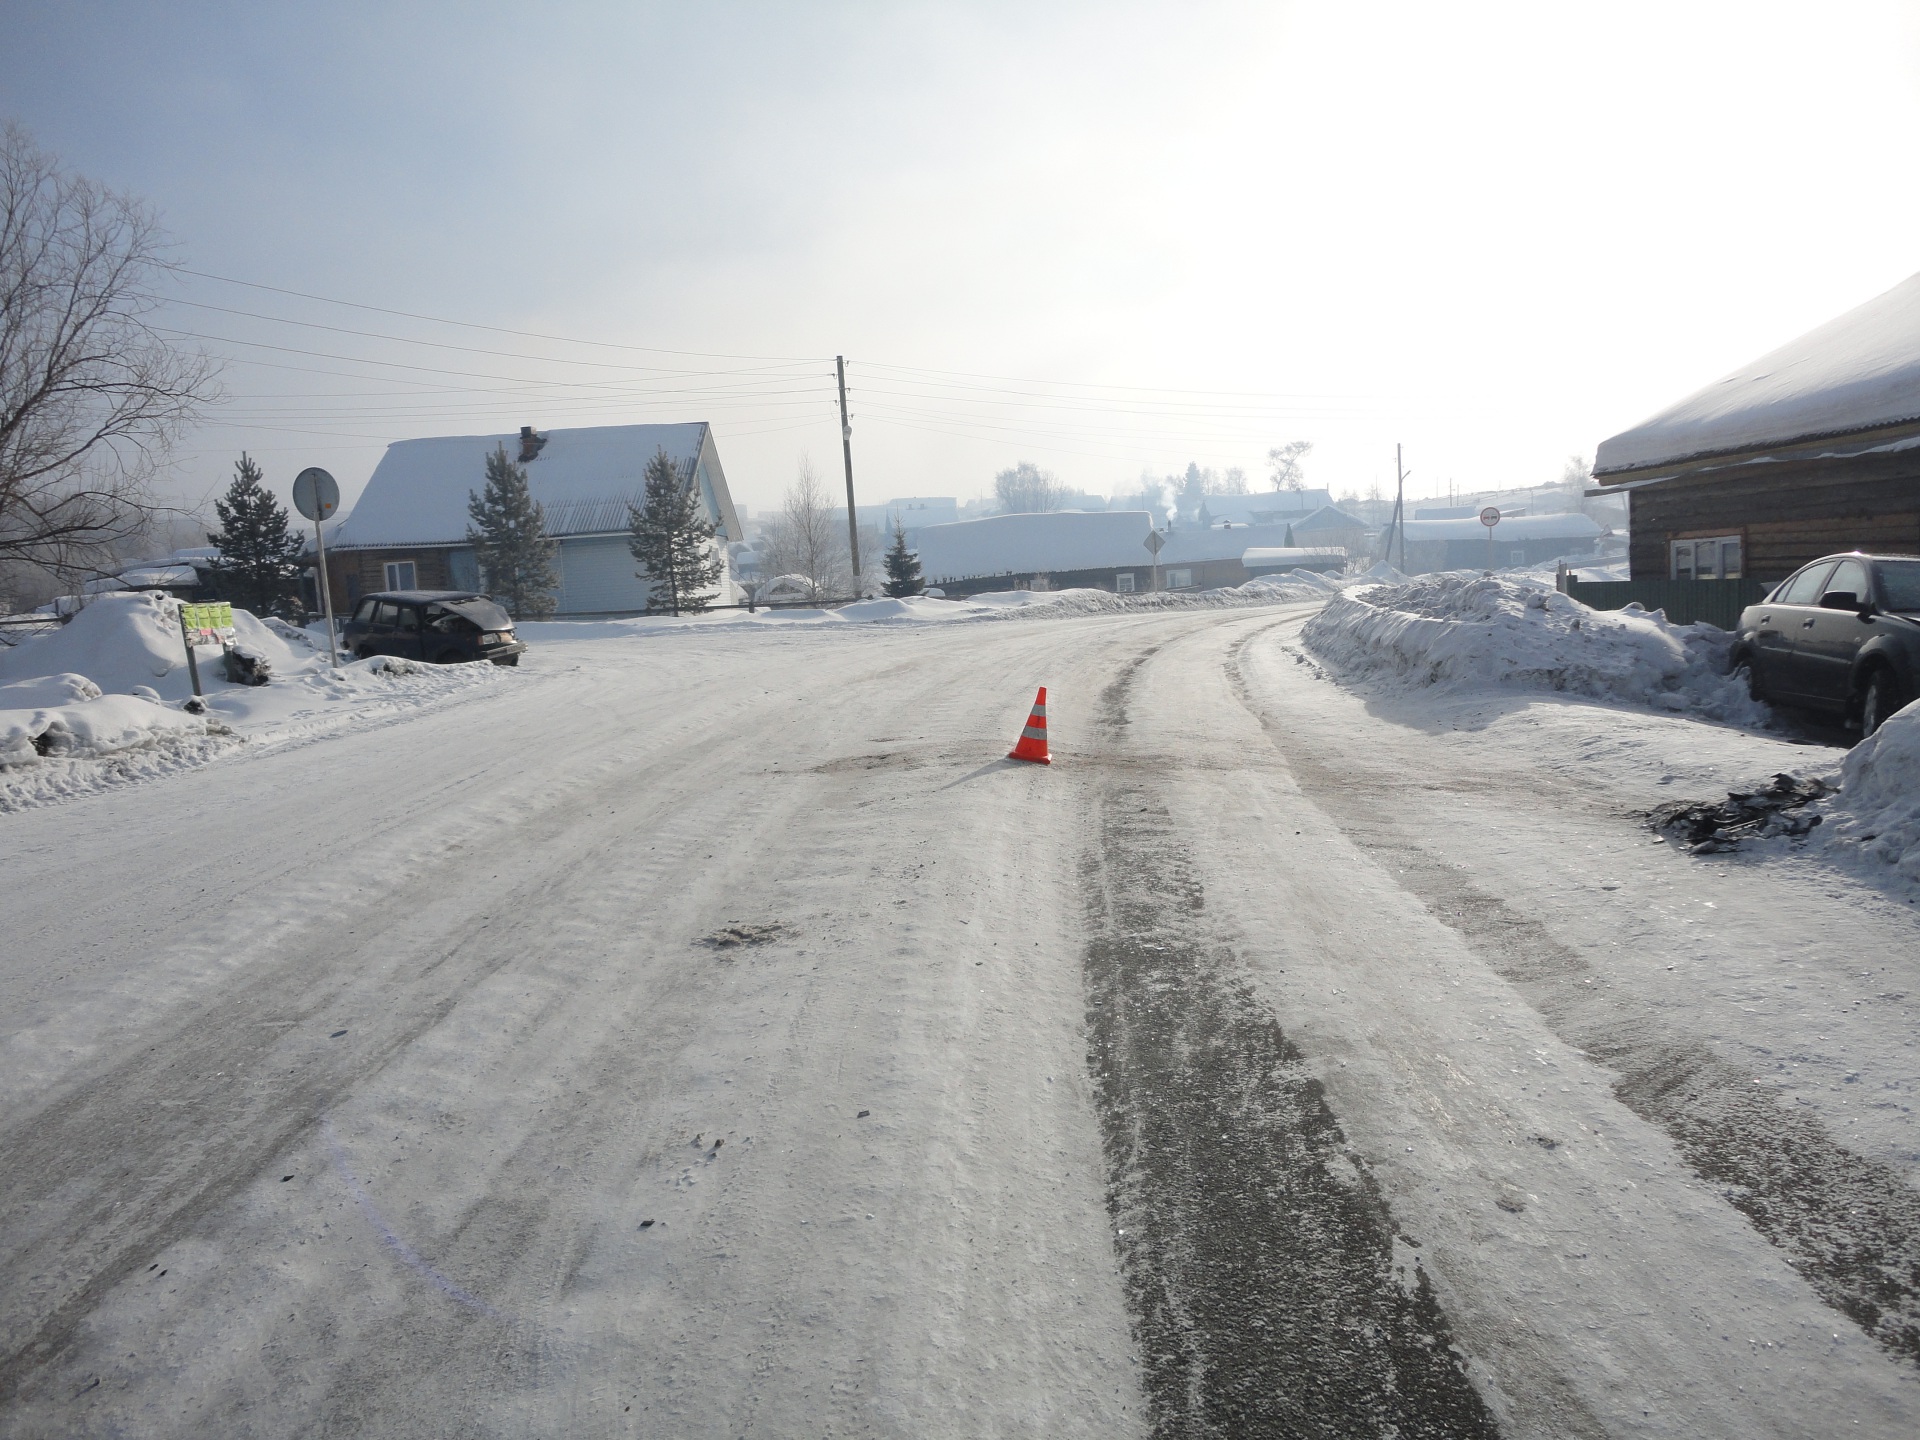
1818,701,1920,881
0,592,512,809
523,574,1336,642
1302,574,1767,725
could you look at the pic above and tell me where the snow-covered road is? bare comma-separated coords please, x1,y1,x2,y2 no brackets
3,603,1917,1437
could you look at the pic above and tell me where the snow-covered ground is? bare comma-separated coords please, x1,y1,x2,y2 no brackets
0,592,510,810
1302,573,1767,725
2,597,1918,1437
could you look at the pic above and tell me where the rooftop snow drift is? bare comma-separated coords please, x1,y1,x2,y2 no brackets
1595,270,1920,476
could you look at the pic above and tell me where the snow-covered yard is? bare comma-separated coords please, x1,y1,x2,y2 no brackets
1,590,1917,1438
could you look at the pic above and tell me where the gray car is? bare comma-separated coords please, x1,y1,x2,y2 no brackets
1731,552,1920,736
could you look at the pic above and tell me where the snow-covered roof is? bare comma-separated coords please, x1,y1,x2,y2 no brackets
1158,522,1304,565
1402,513,1604,541
1242,547,1347,567
1594,270,1920,477
1291,505,1368,534
332,422,741,548
116,564,200,588
914,510,1155,582
1198,490,1332,525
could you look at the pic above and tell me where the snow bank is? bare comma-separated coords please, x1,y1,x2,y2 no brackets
1816,702,1920,881
522,580,1333,642
1301,574,1767,724
0,591,511,809
0,692,209,765
0,591,309,703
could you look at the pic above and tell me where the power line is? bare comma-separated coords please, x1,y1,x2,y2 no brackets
174,266,827,364
163,296,827,379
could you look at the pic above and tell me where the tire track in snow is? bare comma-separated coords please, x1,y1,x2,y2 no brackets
1225,627,1920,1370
1080,647,1501,1438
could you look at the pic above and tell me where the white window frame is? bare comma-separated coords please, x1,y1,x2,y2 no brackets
1115,572,1137,593
1670,536,1741,581
384,560,418,591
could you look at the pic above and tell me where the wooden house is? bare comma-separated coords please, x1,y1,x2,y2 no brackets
1592,273,1920,581
325,423,743,615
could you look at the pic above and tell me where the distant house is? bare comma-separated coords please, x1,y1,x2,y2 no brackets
876,496,959,530
1396,512,1604,573
1152,523,1313,590
1242,547,1347,576
916,511,1155,595
1198,490,1333,527
913,512,1315,594
1289,505,1370,555
1592,272,1920,581
326,423,742,616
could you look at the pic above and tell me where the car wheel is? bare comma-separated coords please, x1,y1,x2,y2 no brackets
1860,667,1904,738
432,649,461,665
1733,652,1766,702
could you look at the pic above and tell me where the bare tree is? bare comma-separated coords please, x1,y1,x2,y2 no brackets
1267,440,1312,491
994,461,1066,514
759,456,845,598
0,124,219,587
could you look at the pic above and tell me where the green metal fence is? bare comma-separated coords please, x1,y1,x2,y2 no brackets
1556,576,1770,630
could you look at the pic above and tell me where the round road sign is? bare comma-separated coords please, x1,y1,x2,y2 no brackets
292,467,340,522
1478,506,1501,527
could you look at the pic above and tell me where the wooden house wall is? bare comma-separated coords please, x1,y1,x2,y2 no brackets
1624,460,1920,582
325,547,456,609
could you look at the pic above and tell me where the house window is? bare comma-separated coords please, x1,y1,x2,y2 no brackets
1165,568,1193,589
384,560,417,591
1670,536,1741,580
1116,572,1137,593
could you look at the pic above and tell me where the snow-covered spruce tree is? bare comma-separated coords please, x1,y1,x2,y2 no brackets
882,518,922,597
466,443,558,619
628,447,722,616
206,452,302,616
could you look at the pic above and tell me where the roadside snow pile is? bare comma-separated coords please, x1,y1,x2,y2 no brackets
1816,703,1920,881
0,591,308,703
0,591,511,809
526,580,1332,641
0,684,211,765
1302,574,1768,724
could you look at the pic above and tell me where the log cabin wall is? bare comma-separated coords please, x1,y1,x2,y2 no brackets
323,547,456,610
1625,457,1920,582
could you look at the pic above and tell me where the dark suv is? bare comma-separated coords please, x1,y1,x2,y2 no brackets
1732,553,1920,735
341,591,528,666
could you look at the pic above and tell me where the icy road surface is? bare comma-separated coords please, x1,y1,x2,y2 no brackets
2,603,1918,1438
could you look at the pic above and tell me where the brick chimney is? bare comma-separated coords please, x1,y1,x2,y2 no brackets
518,426,547,463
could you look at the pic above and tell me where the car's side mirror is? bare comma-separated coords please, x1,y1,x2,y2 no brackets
1819,590,1862,610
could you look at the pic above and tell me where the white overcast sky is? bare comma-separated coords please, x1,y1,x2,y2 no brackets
7,1,1920,517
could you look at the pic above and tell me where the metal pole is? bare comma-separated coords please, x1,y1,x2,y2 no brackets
1488,517,1496,574
836,356,861,595
178,608,204,697
313,517,340,667
1395,444,1406,573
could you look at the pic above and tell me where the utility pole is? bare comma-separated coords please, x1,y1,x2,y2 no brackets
1395,443,1407,574
836,356,861,595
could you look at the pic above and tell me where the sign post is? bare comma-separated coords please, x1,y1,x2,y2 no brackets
1479,506,1501,573
176,602,235,700
292,468,342,668
1144,528,1166,592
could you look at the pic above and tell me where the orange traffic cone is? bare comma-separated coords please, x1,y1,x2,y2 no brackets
1007,687,1051,764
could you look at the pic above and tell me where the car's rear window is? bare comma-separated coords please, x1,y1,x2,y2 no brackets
1878,560,1920,612
1775,562,1835,605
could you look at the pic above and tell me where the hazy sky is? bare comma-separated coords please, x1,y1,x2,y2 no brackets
7,1,1920,517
